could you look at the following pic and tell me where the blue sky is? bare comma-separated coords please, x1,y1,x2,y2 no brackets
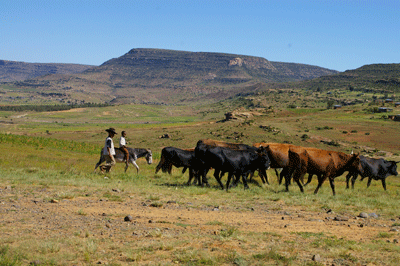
2,0,399,71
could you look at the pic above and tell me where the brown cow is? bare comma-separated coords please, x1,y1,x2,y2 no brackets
253,142,293,184
288,147,362,195
201,139,252,150
253,142,321,187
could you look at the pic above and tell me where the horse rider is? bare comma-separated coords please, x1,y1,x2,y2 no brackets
120,130,129,166
101,127,117,173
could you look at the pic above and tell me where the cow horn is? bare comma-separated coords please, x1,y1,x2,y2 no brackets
351,150,354,154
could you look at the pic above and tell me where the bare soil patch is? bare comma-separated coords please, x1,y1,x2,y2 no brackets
1,184,399,265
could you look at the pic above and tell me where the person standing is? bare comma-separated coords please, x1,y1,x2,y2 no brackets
120,130,129,166
102,127,117,173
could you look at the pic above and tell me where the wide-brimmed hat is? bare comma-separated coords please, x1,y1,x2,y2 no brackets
105,128,117,134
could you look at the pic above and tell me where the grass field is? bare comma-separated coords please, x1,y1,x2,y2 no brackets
1,101,400,265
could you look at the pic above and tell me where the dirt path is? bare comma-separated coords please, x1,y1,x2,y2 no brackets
1,185,399,265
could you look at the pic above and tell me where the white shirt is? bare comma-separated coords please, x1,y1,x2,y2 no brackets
103,136,115,155
120,136,126,147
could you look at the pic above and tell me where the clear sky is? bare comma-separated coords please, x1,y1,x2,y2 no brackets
2,0,399,72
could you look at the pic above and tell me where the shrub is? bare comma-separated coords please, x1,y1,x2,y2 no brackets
301,134,309,141
316,126,333,130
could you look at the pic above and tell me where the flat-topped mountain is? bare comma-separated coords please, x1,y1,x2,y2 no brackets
2,48,338,105
0,60,94,83
92,48,337,84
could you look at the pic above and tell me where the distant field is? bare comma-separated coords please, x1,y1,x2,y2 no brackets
1,100,400,265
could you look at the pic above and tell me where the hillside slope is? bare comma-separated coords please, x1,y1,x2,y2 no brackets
0,60,94,83
303,63,400,93
2,48,338,105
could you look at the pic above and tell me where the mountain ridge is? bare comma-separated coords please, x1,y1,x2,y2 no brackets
0,48,350,105
0,60,94,83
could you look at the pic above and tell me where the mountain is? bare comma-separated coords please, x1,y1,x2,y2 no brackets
1,48,338,105
0,60,94,83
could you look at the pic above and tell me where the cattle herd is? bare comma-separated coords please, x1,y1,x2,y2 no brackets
155,139,399,195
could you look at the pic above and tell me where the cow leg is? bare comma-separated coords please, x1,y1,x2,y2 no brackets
257,170,268,185
288,163,305,192
213,169,224,190
232,172,241,188
182,167,188,174
279,171,284,185
381,178,387,190
351,173,358,189
200,168,210,187
226,173,239,189
284,173,291,192
193,169,200,185
186,168,194,185
328,177,336,196
274,168,280,183
282,167,293,191
263,170,269,185
241,173,249,189
219,170,226,180
155,156,165,174
293,172,304,193
314,176,325,194
155,162,161,174
345,172,352,189
303,173,313,186
225,172,234,191
190,168,200,186
367,177,372,188
248,171,254,182
284,167,294,186
168,164,173,174
279,168,287,185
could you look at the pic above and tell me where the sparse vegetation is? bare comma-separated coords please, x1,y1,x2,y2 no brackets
0,61,399,265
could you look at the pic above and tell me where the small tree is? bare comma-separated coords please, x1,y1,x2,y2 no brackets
326,100,335,109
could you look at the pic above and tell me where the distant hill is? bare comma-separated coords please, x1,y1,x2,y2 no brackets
302,63,400,93
1,48,339,105
0,60,94,82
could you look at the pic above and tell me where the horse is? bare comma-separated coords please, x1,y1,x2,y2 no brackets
94,147,153,173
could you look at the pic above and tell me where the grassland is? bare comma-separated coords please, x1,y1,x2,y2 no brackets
1,96,400,265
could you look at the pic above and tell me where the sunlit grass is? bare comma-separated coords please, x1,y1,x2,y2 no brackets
0,102,400,265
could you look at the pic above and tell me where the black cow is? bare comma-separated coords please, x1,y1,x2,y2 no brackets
195,140,270,190
346,155,399,190
155,147,198,185
194,140,253,187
